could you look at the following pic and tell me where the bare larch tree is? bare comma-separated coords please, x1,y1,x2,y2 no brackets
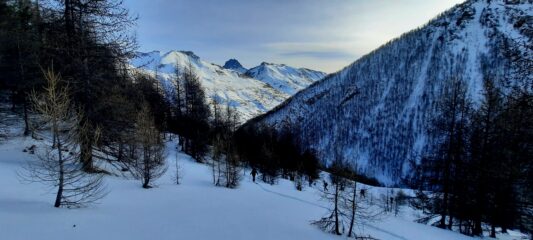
25,68,106,208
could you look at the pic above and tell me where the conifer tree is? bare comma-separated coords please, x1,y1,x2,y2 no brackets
25,69,106,207
132,102,167,189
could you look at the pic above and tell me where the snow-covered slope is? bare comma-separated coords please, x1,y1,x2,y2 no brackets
130,51,325,122
223,59,248,74
0,119,480,240
245,0,532,185
131,51,288,121
2,102,527,240
246,62,327,95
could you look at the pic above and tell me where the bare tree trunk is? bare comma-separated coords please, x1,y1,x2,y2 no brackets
54,135,64,208
440,187,449,228
216,157,222,186
211,159,216,185
334,184,340,235
81,140,93,171
118,142,124,162
142,150,150,188
16,27,31,136
175,149,180,185
64,0,73,44
23,97,31,136
473,219,482,236
10,89,16,112
347,181,357,237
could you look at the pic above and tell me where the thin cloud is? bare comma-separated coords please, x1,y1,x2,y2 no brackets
125,0,465,73
265,41,359,60
280,51,356,59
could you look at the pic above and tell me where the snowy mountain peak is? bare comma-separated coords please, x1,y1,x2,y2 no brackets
130,50,326,121
161,50,201,65
223,59,247,74
130,50,288,121
179,50,200,60
166,50,200,60
246,62,326,95
245,0,532,185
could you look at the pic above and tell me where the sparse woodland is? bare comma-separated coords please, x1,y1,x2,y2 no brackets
0,0,319,197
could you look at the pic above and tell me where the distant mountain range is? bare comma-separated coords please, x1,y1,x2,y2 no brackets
222,58,327,95
245,62,326,95
244,0,532,185
130,51,326,122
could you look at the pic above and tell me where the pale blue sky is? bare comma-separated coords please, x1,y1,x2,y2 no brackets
125,0,464,73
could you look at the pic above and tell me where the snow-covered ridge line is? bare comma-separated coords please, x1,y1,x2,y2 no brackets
245,0,532,185
130,50,326,122
245,62,327,95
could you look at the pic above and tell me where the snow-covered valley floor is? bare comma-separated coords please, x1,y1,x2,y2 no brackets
0,130,526,240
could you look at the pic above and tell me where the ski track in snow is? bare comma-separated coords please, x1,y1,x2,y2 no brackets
254,182,409,240
254,182,327,210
